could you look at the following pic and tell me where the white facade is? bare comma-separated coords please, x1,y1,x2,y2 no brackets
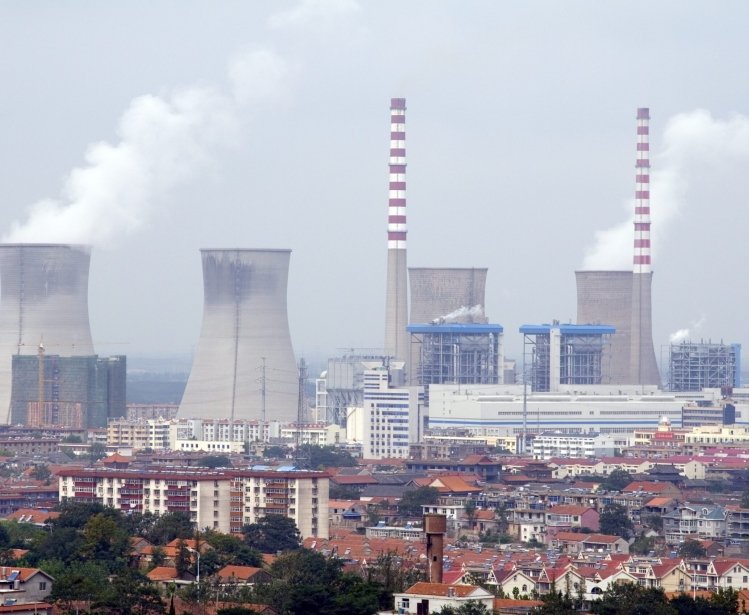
532,432,627,460
361,368,424,459
428,383,718,436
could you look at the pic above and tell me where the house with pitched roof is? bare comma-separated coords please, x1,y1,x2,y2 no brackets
392,583,494,614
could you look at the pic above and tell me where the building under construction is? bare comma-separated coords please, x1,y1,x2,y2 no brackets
668,341,742,392
520,323,615,392
407,323,502,387
10,353,126,428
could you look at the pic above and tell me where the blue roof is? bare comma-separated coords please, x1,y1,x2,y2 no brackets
519,324,616,335
407,323,503,334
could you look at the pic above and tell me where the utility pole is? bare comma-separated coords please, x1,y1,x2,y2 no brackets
295,358,307,468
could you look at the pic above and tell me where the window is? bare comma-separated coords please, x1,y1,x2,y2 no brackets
39,582,47,591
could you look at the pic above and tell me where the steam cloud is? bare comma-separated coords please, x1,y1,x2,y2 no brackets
582,110,749,269
432,304,485,324
3,49,288,246
669,316,706,344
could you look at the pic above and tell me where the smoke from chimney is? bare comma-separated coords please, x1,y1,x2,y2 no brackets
582,109,749,270
3,50,288,247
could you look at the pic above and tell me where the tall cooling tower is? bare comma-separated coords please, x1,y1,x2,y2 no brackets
179,249,298,422
409,268,488,324
575,270,632,384
0,244,96,424
383,97,410,362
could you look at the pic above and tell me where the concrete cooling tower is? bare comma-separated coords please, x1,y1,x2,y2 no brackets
0,244,96,424
409,267,489,324
179,249,298,422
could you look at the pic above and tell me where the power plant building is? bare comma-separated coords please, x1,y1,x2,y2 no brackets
669,341,742,392
408,268,488,327
179,249,298,423
0,244,96,424
575,108,660,386
408,323,502,387
10,354,126,429
520,323,615,392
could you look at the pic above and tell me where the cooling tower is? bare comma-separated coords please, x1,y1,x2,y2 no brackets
383,97,410,363
179,249,298,422
0,244,96,424
409,267,488,324
575,270,632,384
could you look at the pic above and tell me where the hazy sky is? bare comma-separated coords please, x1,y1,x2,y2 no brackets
1,1,748,374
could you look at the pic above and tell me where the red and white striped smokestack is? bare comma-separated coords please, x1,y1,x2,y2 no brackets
384,98,409,363
388,98,407,249
633,107,651,273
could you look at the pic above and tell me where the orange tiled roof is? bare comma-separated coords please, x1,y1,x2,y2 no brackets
405,582,483,597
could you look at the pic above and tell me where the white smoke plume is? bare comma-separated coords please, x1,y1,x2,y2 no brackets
432,304,485,324
582,110,749,269
669,315,706,344
4,49,288,246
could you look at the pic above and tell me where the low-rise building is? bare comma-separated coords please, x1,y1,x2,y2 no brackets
393,583,494,614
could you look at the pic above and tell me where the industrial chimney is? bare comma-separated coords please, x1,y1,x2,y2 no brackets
0,244,96,424
179,249,298,422
383,98,409,364
576,109,660,386
423,513,447,584
630,107,660,385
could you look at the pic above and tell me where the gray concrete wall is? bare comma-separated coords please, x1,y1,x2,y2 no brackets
179,249,298,422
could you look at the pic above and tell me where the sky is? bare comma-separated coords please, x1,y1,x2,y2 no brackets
1,0,748,376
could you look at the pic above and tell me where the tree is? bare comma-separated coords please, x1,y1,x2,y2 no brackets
79,512,130,571
601,469,632,492
741,489,749,509
243,515,301,553
329,484,361,500
92,569,166,615
678,539,707,559
146,512,194,545
534,588,578,615
398,486,439,517
437,601,492,615
175,539,191,577
590,583,676,615
296,445,357,470
630,532,656,555
264,446,291,460
151,545,166,568
89,442,107,461
204,530,262,567
599,503,634,539
197,455,232,468
464,499,478,529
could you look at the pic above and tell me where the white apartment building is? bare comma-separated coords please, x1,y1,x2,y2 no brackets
58,467,329,538
107,418,172,450
531,432,628,460
361,367,424,459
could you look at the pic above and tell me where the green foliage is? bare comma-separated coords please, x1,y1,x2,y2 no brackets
79,513,131,571
197,455,232,468
598,503,634,539
601,469,632,492
678,539,707,559
175,539,191,577
91,568,166,615
437,600,492,615
89,442,107,461
204,529,262,567
644,513,664,531
397,486,439,516
264,445,291,460
144,511,195,545
535,589,578,615
296,445,357,469
590,583,676,615
62,434,83,443
244,515,301,554
741,489,749,509
630,532,656,555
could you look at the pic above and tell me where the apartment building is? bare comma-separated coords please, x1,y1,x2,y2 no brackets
106,419,171,450
58,467,329,538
